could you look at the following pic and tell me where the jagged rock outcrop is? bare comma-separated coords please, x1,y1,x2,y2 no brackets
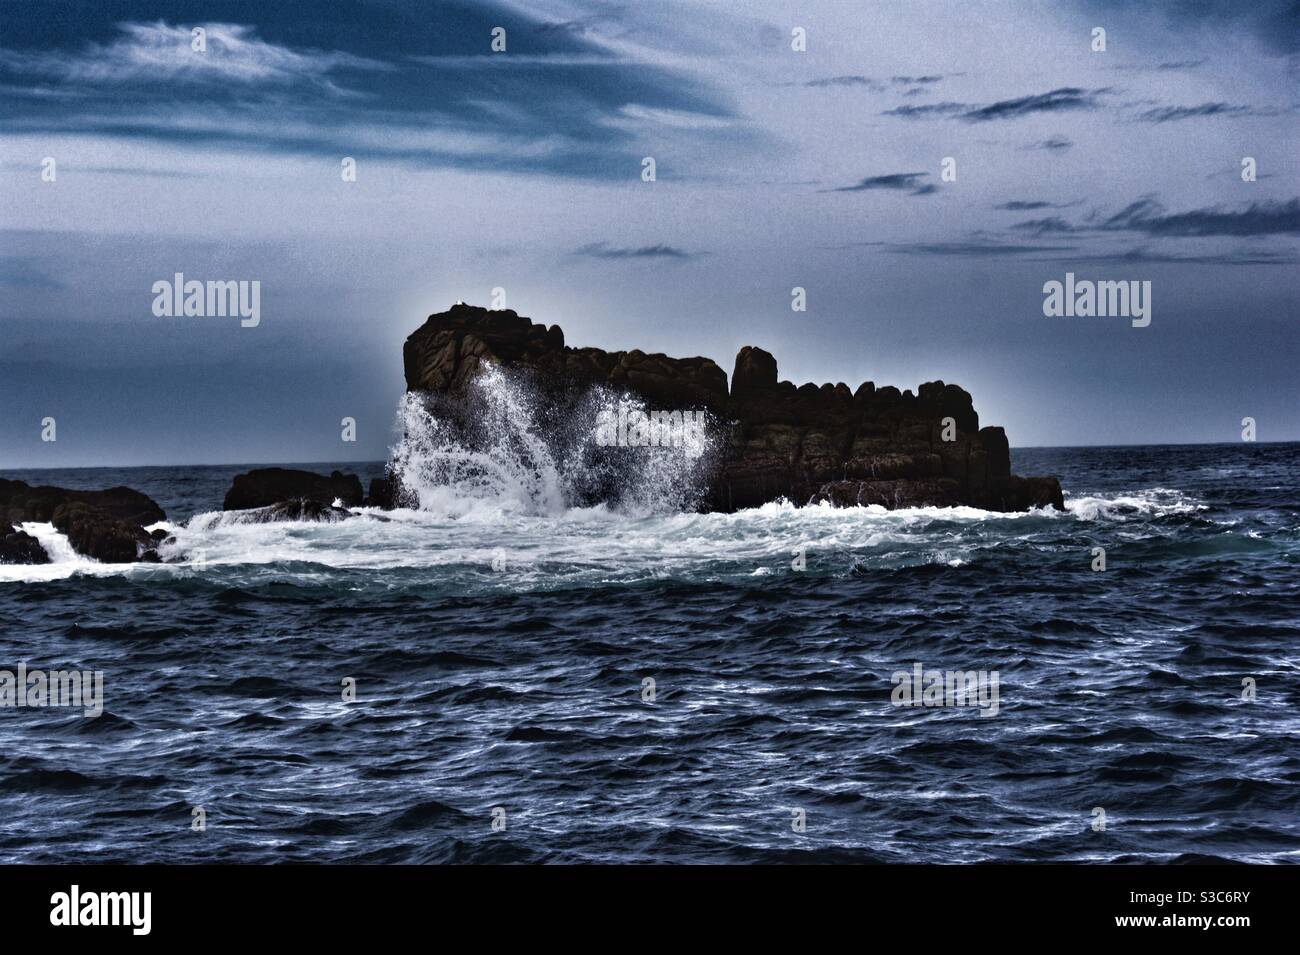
223,468,364,511
400,303,1065,513
717,349,1061,511
403,303,729,412
0,479,167,562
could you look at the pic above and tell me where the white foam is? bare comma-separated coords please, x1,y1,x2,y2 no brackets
0,484,1205,587
1065,487,1205,521
0,371,1215,588
389,367,567,517
0,522,113,582
388,368,718,519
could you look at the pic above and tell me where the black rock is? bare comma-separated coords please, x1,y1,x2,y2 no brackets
52,501,152,563
367,476,395,509
222,468,364,510
0,525,49,564
0,479,165,562
0,478,164,526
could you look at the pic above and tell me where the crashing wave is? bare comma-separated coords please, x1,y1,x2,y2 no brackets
388,366,720,518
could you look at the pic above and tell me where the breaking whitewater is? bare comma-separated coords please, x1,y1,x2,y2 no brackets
1,369,1234,591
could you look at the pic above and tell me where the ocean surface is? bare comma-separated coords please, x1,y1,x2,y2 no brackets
2,435,1299,863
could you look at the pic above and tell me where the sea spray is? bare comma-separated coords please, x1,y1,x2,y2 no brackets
390,367,567,517
388,368,720,518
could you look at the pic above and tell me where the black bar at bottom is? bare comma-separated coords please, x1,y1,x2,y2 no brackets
0,863,1287,940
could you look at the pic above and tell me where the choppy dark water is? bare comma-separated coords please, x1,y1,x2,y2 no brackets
2,443,1298,863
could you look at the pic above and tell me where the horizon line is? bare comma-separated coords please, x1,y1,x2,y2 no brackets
4,439,1297,472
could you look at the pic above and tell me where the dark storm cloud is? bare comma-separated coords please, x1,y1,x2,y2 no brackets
574,243,701,260
824,172,936,195
1101,198,1300,237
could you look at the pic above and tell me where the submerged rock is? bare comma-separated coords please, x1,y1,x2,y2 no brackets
400,303,1065,512
222,468,364,510
221,498,354,524
0,479,165,563
0,525,49,564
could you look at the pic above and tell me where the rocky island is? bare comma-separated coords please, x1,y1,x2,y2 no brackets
399,303,1064,513
0,303,1064,565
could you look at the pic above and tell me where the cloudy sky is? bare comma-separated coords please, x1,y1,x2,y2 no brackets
2,0,1297,467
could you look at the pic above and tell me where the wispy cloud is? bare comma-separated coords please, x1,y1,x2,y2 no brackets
1109,58,1206,72
804,74,945,92
0,14,756,179
1100,197,1300,236
805,75,880,89
994,200,1078,211
0,22,388,91
534,16,619,38
1049,246,1298,266
1024,135,1074,151
1010,216,1078,236
880,233,1294,264
962,87,1109,122
823,172,936,195
881,101,967,119
993,197,1300,239
1137,102,1274,123
883,88,1108,122
574,242,702,260
884,239,1076,257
